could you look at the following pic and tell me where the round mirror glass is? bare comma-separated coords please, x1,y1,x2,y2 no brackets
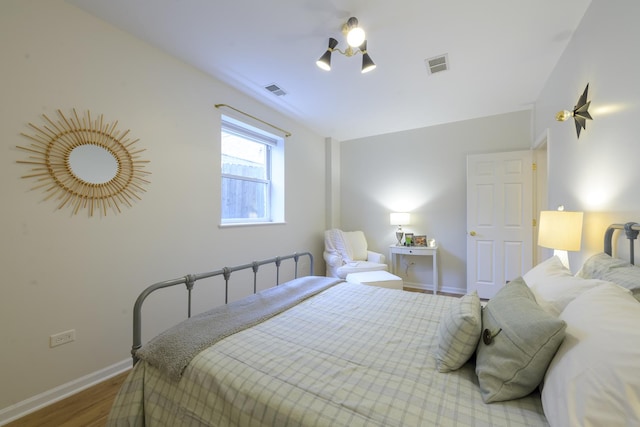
68,144,119,184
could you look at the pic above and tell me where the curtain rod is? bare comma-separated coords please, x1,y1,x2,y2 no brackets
214,104,291,137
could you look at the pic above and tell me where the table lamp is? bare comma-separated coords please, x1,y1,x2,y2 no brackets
390,212,410,245
538,209,583,269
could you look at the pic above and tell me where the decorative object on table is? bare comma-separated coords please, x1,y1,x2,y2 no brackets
404,233,414,246
413,235,427,247
16,109,150,216
390,212,410,245
555,83,592,138
538,206,583,269
316,16,376,73
428,238,436,247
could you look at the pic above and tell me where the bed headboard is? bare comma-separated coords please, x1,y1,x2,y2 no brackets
604,222,639,264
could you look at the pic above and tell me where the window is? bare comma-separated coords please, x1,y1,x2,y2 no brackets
221,116,284,224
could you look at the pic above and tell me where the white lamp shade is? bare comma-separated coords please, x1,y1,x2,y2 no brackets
390,212,410,226
538,210,584,251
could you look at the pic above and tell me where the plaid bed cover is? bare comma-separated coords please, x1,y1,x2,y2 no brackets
108,282,548,426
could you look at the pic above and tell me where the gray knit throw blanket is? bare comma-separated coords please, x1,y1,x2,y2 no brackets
136,276,343,380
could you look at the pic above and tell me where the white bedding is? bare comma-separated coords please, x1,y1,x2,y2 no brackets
108,281,547,426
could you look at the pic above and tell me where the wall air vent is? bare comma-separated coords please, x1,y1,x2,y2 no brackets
425,54,449,75
264,83,287,97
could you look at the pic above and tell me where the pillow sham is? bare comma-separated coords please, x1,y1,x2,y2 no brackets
522,255,609,316
522,255,571,287
525,275,611,317
475,277,566,403
577,252,640,300
434,291,482,372
542,282,640,427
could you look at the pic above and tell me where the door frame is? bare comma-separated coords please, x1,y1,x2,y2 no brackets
533,129,550,266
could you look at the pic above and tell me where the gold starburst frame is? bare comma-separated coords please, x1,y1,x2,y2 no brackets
17,109,151,216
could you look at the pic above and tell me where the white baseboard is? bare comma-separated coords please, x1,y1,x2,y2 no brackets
0,358,131,426
403,281,465,295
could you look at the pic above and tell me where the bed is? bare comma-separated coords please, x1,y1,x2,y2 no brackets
107,225,640,426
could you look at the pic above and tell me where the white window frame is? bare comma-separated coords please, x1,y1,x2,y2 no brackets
220,115,284,225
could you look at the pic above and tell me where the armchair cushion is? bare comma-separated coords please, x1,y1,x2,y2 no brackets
344,231,368,261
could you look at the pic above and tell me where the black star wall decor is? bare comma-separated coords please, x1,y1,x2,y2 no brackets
555,84,593,138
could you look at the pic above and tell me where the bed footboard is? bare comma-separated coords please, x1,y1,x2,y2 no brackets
132,252,314,364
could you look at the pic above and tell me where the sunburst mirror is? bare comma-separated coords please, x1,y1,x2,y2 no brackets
17,109,150,216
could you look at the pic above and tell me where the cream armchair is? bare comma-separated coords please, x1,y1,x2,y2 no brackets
324,229,388,279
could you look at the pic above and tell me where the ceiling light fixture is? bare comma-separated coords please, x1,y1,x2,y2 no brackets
316,16,376,74
556,83,593,138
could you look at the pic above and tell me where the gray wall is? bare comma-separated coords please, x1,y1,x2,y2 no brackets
534,0,640,267
340,111,532,293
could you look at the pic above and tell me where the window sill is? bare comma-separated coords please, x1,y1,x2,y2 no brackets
219,221,286,229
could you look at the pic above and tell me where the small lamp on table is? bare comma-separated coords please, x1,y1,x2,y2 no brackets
390,212,410,246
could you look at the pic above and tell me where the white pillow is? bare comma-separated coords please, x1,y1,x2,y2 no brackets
523,256,608,316
528,275,612,317
522,256,571,286
542,282,640,427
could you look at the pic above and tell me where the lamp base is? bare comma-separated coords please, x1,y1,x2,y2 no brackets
554,249,571,270
395,230,404,245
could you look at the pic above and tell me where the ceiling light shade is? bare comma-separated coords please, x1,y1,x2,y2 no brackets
316,37,338,71
360,40,376,73
317,19,375,73
346,17,365,47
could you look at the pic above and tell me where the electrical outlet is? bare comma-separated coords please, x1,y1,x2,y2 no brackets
50,329,75,348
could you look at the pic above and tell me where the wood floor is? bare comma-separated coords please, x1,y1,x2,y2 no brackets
5,370,130,427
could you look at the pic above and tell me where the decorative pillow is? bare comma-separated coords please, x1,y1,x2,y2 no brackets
542,282,640,426
434,291,482,372
475,277,566,403
577,252,640,300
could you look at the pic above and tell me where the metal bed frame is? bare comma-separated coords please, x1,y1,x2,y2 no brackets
131,252,314,364
604,222,639,263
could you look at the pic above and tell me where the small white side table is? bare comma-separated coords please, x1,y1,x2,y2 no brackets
389,245,439,294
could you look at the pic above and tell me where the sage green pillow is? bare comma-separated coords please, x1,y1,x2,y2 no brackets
475,277,566,403
435,291,482,372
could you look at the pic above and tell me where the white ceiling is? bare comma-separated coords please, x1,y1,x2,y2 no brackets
67,0,591,141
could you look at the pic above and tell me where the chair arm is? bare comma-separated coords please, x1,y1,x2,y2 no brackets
323,251,345,268
367,251,386,264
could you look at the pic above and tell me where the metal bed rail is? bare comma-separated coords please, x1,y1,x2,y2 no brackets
132,252,314,364
604,222,639,263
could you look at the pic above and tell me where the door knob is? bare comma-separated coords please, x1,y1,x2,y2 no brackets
469,231,477,236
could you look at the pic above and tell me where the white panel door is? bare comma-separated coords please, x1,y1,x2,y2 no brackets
467,151,533,299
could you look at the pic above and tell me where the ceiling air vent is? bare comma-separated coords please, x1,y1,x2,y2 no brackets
264,83,287,97
425,54,449,75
